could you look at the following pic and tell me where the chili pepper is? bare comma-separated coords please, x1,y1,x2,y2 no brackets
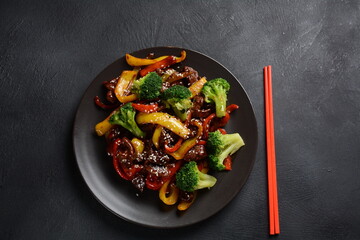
189,77,207,98
223,155,232,171
136,112,190,138
132,103,159,113
226,104,239,113
139,56,177,77
126,51,186,67
202,113,216,139
165,138,183,153
196,140,206,145
114,70,138,103
94,96,119,110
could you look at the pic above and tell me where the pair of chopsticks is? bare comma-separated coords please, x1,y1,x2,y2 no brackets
264,66,280,235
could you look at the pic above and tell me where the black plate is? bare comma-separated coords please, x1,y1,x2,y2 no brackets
73,47,258,228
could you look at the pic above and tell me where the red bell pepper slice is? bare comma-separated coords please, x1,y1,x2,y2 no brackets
217,112,230,127
94,96,119,110
167,160,183,178
123,165,143,179
202,113,216,139
139,56,177,77
112,138,143,180
226,104,239,113
208,104,239,132
113,154,131,181
165,138,183,153
223,156,232,171
113,158,143,181
132,103,159,113
209,112,231,132
218,128,227,135
145,174,164,190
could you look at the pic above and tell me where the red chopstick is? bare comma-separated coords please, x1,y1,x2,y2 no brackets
264,65,280,235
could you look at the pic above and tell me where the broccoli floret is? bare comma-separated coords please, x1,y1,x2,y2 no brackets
176,161,217,192
131,72,162,100
161,85,192,121
109,103,146,138
206,130,245,171
201,78,230,117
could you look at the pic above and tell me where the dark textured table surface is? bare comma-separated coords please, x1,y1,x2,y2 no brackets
1,1,360,239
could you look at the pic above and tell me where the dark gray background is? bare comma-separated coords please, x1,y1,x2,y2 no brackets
1,0,359,239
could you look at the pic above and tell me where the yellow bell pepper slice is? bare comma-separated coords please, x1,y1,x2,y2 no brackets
189,77,207,98
131,138,144,155
126,51,187,67
115,70,138,103
152,125,163,149
159,180,179,205
167,119,203,160
95,107,121,136
136,112,190,138
95,117,113,136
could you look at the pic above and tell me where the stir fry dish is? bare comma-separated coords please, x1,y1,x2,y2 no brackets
94,50,245,211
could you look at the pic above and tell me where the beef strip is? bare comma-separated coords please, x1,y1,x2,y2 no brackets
183,66,200,84
179,191,195,203
183,145,207,162
191,95,213,118
159,128,178,149
131,171,146,192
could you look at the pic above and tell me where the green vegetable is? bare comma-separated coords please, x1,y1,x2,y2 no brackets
131,72,162,100
176,161,217,192
161,85,192,121
201,78,230,117
109,103,146,138
206,130,245,171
